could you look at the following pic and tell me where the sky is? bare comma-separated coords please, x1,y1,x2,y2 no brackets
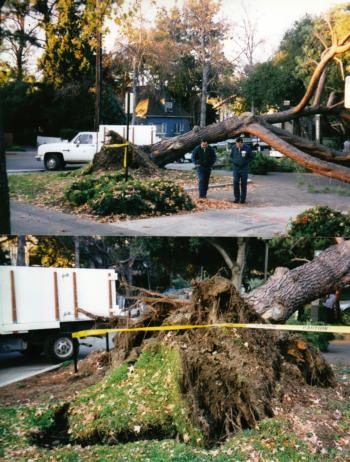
105,0,344,62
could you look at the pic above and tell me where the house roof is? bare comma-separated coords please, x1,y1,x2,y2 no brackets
135,94,191,119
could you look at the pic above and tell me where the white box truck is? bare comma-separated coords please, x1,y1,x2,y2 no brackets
35,125,160,171
0,266,120,362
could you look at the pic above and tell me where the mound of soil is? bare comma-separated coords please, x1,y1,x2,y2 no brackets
110,277,336,445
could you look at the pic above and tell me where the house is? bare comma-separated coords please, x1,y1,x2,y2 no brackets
135,93,192,139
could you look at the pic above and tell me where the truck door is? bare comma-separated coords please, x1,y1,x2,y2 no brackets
66,133,96,162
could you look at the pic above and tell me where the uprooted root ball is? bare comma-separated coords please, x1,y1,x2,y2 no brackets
40,277,336,447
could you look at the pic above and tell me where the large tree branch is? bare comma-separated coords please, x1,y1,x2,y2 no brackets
312,69,327,107
243,122,350,183
262,103,343,124
244,240,350,322
267,124,350,165
268,38,350,119
209,239,236,271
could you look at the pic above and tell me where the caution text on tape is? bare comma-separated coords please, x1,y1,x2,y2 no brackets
72,322,350,339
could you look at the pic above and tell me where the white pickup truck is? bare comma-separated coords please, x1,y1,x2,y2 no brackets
36,125,159,171
0,266,121,362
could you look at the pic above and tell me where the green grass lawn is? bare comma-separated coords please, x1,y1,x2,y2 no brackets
0,405,332,462
1,362,350,461
8,171,80,205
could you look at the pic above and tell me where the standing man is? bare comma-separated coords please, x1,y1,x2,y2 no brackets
231,137,253,204
192,138,217,199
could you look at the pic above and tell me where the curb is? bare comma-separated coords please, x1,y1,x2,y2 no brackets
185,183,232,192
184,179,253,193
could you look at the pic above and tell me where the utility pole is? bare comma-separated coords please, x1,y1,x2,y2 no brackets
95,0,101,132
125,90,130,181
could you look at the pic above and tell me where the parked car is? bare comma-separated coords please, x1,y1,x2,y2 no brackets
177,152,193,163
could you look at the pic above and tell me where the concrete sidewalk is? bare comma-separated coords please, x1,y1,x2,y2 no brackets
113,205,310,237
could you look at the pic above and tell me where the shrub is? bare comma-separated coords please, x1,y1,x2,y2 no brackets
274,157,309,173
289,205,350,245
269,205,350,267
65,173,195,217
249,153,309,174
248,152,275,174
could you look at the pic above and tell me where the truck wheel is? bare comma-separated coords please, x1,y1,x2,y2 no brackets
44,154,63,171
44,334,78,363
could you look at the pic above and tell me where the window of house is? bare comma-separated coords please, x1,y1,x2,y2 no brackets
164,101,173,113
156,123,167,135
174,122,185,134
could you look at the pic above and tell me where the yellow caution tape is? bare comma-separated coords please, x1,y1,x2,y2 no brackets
124,147,127,168
72,322,350,339
103,143,128,168
105,143,129,148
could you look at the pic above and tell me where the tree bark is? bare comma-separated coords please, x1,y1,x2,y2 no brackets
149,114,350,182
16,236,26,266
244,240,350,322
231,238,246,290
0,94,11,234
209,238,247,290
74,236,80,268
200,62,209,127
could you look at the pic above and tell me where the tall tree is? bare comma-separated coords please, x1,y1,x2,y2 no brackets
1,0,40,80
182,0,228,126
39,0,95,88
113,0,153,124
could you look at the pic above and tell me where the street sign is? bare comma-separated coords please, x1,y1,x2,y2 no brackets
124,92,135,114
345,76,350,108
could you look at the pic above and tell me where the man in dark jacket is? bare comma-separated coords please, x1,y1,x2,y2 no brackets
192,139,217,199
231,137,253,203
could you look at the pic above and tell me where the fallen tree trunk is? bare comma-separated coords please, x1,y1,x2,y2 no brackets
244,240,350,322
149,115,350,182
146,31,350,182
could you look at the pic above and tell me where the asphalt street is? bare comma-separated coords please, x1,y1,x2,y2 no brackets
6,150,84,173
11,201,142,235
6,150,43,173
